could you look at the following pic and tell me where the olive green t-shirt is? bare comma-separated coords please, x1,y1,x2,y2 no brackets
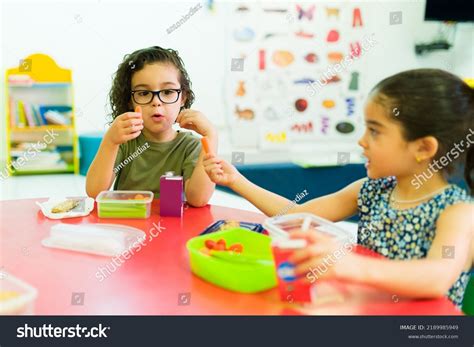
113,131,201,198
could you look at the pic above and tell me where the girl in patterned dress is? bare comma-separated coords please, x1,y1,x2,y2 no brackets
203,69,473,308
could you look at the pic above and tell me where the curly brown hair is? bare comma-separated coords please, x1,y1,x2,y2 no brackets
108,46,195,121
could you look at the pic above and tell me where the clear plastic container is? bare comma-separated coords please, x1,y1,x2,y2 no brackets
0,273,38,315
263,213,354,241
42,223,146,257
96,190,153,219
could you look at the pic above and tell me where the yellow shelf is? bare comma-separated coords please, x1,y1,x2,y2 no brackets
5,53,79,175
9,82,72,88
12,164,75,176
11,125,74,132
7,53,72,83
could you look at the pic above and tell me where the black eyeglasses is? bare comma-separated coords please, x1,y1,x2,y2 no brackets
131,89,182,105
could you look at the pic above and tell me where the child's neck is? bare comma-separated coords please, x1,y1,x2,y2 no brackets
394,173,449,202
142,127,177,143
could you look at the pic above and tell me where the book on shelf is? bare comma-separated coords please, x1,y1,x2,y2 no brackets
13,159,69,172
8,74,34,86
8,99,72,128
9,98,16,128
17,100,26,127
10,143,72,172
24,102,35,127
31,105,44,125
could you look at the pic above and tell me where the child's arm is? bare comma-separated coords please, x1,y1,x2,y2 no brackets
177,110,217,207
203,154,363,221
85,139,119,198
184,134,217,206
86,109,143,198
291,203,473,299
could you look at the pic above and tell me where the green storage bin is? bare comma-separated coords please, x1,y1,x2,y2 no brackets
186,228,277,293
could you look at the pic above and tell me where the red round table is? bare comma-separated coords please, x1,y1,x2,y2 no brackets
0,198,462,315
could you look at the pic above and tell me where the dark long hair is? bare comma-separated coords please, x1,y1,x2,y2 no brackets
370,69,474,195
108,46,195,120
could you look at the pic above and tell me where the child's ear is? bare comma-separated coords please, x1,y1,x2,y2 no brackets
179,100,186,113
414,136,439,162
180,93,187,110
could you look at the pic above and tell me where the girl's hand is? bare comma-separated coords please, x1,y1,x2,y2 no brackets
105,107,144,145
203,154,240,187
177,109,216,137
288,230,360,281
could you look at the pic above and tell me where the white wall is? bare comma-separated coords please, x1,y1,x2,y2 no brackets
1,0,473,165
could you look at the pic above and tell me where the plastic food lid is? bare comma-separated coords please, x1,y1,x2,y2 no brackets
96,190,153,203
42,223,146,257
263,213,353,241
271,238,307,249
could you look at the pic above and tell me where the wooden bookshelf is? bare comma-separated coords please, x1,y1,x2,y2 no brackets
5,53,79,175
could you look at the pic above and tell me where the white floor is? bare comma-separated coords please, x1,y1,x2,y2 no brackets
0,174,358,237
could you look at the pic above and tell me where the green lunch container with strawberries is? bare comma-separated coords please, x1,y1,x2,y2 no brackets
186,228,277,293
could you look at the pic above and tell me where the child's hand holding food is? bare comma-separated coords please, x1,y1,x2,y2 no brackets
104,106,144,145
203,154,241,187
176,109,216,138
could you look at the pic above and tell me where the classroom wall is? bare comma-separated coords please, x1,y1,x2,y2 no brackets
1,0,473,166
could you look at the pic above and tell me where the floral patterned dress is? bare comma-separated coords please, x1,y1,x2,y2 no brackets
357,176,472,308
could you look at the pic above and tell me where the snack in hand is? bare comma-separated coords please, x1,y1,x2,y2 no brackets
201,137,212,154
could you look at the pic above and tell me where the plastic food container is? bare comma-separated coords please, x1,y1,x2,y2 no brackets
263,213,354,241
0,273,38,315
200,220,265,235
186,228,277,293
96,190,153,219
42,223,146,257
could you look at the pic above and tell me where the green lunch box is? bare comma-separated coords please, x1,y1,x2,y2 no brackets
186,228,277,293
